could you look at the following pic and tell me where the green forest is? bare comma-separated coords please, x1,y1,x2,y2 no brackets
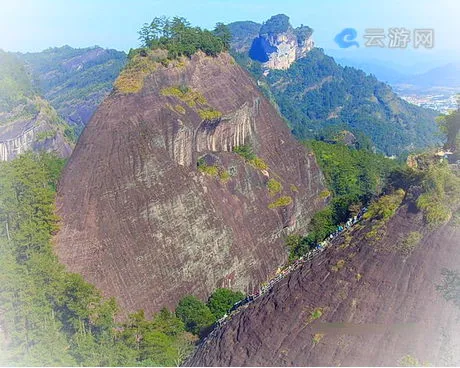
0,51,77,143
17,46,127,135
137,16,231,59
287,139,460,260
287,141,401,259
235,47,440,157
0,51,36,117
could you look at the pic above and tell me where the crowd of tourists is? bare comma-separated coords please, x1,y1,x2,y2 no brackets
202,206,368,343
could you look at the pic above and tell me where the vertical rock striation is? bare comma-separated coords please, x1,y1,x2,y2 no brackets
55,52,326,316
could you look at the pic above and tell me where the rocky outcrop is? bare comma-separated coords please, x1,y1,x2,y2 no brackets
249,14,314,70
186,201,460,366
55,52,327,316
195,101,256,154
0,51,73,161
0,98,73,161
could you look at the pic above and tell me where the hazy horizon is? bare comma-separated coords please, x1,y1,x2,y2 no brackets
2,0,460,71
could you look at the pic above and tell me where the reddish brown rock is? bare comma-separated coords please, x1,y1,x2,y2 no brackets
54,52,326,316
186,203,460,366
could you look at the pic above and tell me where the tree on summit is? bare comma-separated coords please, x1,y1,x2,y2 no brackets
213,22,232,49
137,16,230,58
437,95,460,152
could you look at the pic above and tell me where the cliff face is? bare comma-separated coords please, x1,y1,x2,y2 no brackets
258,31,313,71
0,98,72,161
0,51,73,161
186,200,460,366
248,15,314,70
55,52,326,316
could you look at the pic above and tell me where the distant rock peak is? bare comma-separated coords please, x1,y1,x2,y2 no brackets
249,14,314,70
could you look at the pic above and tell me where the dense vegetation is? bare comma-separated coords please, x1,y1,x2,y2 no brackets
259,14,290,35
207,288,245,319
115,18,231,94
228,14,440,157
287,141,400,259
288,141,460,259
175,289,244,337
227,21,261,52
0,51,76,143
18,46,127,134
175,296,215,337
236,46,440,156
257,14,312,43
0,50,40,126
0,50,35,115
437,101,460,154
138,16,231,59
414,159,460,226
269,49,440,156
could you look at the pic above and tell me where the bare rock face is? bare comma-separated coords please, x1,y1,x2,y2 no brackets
186,202,460,367
249,14,314,71
0,97,72,161
262,32,313,71
55,52,326,316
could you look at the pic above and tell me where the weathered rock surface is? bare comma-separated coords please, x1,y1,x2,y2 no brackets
0,97,72,161
0,107,72,161
55,52,326,316
248,14,314,70
186,202,460,366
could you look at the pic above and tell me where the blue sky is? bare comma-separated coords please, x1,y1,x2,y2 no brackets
1,0,459,65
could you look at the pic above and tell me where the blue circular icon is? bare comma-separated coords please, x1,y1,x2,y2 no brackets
334,28,359,48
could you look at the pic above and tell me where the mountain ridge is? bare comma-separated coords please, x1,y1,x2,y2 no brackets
0,50,73,161
17,45,126,134
228,15,441,156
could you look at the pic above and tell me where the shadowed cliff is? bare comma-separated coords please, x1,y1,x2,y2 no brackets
55,51,326,316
